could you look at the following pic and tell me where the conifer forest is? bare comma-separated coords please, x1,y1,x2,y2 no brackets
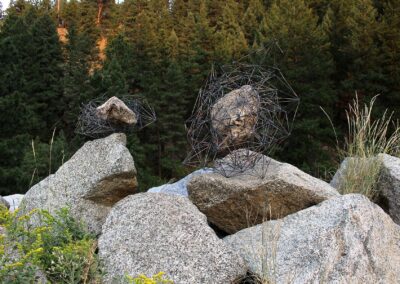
0,0,399,195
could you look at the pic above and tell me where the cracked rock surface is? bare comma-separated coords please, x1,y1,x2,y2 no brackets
224,194,400,284
188,150,339,234
20,133,137,235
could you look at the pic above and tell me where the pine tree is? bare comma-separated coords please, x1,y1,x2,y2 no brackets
0,7,65,194
305,0,331,21
377,0,400,117
324,0,381,103
75,0,100,43
214,1,248,61
62,23,94,138
28,13,64,133
147,59,188,179
243,0,265,44
183,0,216,107
260,0,336,175
207,0,244,26
172,5,197,58
194,0,215,56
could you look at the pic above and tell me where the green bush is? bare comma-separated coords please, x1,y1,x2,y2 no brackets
0,207,102,283
0,207,176,284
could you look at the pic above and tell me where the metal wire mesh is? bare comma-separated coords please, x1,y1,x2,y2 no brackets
75,95,156,138
185,56,299,178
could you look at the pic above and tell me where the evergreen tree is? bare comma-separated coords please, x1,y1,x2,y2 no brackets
243,0,265,44
214,1,248,61
378,0,400,117
0,92,39,194
152,60,188,179
207,0,244,27
324,0,381,105
305,0,331,21
183,0,216,109
0,7,64,194
75,0,100,42
62,23,94,138
260,0,336,175
28,13,64,134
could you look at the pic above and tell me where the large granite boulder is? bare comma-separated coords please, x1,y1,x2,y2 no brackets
331,154,400,225
99,193,247,284
188,150,339,234
3,194,24,212
210,85,259,150
147,168,213,196
20,133,137,235
376,154,400,224
224,194,400,283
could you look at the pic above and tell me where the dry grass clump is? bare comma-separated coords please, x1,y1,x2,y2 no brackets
337,95,400,199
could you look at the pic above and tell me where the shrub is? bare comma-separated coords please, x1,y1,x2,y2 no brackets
46,239,100,284
0,207,102,283
337,95,400,199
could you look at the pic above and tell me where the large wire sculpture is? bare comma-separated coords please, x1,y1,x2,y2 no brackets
185,53,299,178
76,95,156,138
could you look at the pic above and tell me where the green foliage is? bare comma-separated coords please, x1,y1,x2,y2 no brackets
0,5,66,194
62,23,96,138
46,239,100,284
0,207,101,284
377,0,400,119
259,0,337,177
0,0,399,193
21,132,70,189
324,0,382,102
214,1,248,61
336,96,400,199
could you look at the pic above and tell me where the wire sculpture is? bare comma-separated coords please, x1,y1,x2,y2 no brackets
76,95,156,138
185,55,299,178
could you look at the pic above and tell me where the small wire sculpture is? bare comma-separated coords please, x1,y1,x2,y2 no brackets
76,95,156,138
185,53,299,178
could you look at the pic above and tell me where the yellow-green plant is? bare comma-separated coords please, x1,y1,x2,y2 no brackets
337,95,400,199
46,239,100,284
0,207,48,283
125,272,174,284
0,207,101,284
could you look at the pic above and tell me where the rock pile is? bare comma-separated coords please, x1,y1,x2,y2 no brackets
7,133,400,283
